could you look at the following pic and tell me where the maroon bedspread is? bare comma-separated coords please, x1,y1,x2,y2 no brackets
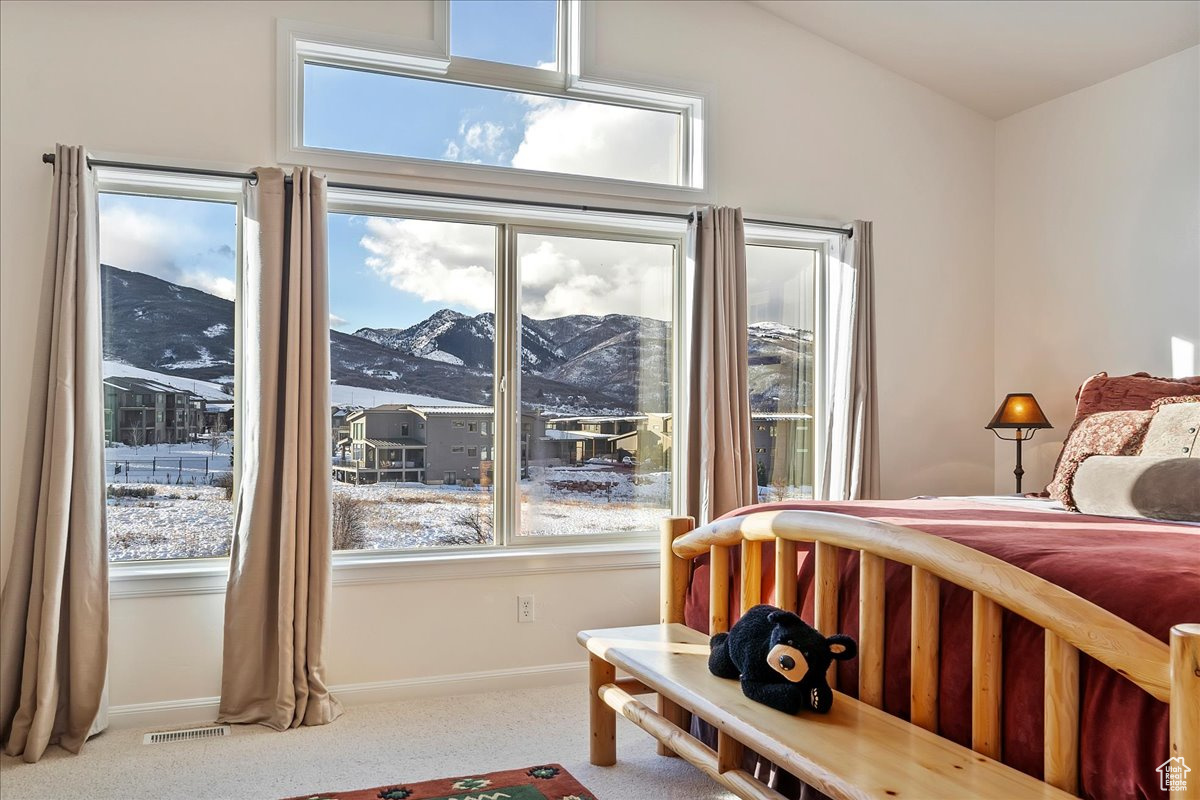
683,499,1200,800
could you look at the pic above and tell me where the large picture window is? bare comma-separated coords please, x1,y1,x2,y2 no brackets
99,190,239,562
325,195,683,552
96,179,829,562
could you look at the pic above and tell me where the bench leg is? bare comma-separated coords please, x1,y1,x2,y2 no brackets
590,654,617,766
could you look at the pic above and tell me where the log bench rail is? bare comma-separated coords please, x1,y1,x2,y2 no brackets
578,512,1200,800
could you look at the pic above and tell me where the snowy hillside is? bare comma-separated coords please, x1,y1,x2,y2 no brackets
102,263,813,415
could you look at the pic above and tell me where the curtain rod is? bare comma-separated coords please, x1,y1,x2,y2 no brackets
41,152,852,237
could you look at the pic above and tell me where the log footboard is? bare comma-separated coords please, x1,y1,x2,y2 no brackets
577,514,1199,800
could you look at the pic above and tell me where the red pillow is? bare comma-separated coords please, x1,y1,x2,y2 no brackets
1047,409,1155,510
1074,372,1200,416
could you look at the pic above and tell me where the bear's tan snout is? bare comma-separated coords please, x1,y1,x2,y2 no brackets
766,644,808,683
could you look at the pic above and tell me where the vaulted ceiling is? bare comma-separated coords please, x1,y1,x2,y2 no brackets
752,0,1200,118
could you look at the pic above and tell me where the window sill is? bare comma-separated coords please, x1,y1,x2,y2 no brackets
109,541,660,599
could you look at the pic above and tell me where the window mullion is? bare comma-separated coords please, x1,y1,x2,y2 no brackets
496,222,519,547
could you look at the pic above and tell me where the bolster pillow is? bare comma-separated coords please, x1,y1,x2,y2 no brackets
1072,456,1200,522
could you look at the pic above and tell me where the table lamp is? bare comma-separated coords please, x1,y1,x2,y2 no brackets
986,393,1053,493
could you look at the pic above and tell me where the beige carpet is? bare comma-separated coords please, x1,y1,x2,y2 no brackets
0,683,737,800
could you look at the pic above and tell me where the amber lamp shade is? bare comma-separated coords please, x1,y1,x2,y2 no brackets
986,393,1053,430
987,393,1052,494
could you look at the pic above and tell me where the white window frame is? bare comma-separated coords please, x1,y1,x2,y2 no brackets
93,167,674,590
506,222,683,546
743,225,833,500
277,0,708,201
95,168,245,573
90,172,835,588
326,187,686,552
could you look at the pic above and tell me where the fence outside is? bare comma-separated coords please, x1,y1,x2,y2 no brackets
106,457,222,484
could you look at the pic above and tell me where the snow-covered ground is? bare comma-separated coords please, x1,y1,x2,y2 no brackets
105,454,674,560
105,436,807,561
105,437,235,561
521,465,670,537
107,484,234,561
106,437,234,485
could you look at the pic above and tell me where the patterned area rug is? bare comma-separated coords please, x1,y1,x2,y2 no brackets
283,764,597,800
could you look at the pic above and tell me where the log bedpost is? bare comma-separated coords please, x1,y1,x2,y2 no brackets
659,516,696,757
1170,623,1200,780
661,516,695,625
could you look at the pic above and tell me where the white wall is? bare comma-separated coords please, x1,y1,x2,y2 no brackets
993,47,1200,492
0,0,997,715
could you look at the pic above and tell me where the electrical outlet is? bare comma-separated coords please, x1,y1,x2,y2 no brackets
518,594,535,623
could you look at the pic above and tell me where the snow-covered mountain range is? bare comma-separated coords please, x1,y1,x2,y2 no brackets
101,264,812,414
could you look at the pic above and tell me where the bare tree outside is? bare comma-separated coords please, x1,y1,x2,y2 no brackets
439,507,494,546
332,493,370,551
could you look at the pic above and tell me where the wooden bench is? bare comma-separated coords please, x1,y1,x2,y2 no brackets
578,513,1200,800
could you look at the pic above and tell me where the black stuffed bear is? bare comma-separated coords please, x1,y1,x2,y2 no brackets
708,603,857,714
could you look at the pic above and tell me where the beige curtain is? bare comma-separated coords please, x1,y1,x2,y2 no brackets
0,144,108,762
684,207,756,525
217,167,342,730
818,220,880,500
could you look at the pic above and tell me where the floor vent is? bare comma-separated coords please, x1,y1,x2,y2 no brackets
142,724,230,745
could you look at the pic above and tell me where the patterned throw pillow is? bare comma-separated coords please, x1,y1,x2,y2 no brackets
1048,409,1156,511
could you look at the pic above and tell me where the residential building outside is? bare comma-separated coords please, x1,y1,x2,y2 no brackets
333,404,545,486
103,376,207,445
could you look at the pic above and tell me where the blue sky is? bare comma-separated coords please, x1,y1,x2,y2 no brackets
304,0,557,168
451,0,557,67
327,213,496,331
98,193,237,300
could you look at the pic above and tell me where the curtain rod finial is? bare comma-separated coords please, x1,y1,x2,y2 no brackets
42,152,55,164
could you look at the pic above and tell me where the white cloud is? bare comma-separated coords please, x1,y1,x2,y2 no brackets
518,236,673,320
330,313,349,329
187,273,237,302
511,98,679,184
99,202,236,301
358,219,673,321
465,121,504,152
745,246,815,329
360,218,496,311
443,120,511,164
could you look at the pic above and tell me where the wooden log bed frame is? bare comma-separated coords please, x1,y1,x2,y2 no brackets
578,511,1200,800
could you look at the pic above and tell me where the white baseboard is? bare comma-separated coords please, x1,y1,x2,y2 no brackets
106,660,589,731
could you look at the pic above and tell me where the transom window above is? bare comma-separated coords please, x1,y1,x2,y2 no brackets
280,2,705,192
302,64,683,185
